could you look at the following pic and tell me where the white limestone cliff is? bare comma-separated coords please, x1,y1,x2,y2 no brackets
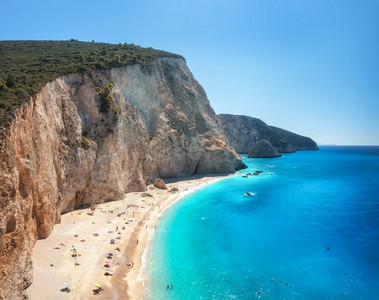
0,57,245,299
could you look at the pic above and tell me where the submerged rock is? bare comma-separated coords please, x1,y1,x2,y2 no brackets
248,139,282,158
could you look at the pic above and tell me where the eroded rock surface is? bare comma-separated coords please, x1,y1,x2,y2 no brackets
217,114,318,154
269,126,318,150
248,139,282,158
0,57,245,299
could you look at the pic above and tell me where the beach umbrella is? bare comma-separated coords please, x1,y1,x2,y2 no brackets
95,284,101,288
64,283,69,287
105,268,111,272
108,253,113,256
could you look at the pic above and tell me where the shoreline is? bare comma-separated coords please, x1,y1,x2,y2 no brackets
25,173,236,300
125,174,235,299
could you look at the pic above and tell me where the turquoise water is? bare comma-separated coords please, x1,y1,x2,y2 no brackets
145,146,379,299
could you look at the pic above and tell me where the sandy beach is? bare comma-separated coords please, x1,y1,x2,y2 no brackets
25,174,232,300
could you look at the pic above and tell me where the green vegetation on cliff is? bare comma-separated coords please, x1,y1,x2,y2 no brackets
97,81,114,114
0,40,183,111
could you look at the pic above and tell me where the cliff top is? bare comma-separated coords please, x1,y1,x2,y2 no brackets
0,40,183,113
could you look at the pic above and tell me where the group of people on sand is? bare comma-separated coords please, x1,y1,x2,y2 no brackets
59,205,144,297
93,286,104,295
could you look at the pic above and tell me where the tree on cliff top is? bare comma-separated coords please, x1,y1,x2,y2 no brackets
0,40,183,112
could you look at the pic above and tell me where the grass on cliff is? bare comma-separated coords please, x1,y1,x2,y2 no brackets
0,40,182,111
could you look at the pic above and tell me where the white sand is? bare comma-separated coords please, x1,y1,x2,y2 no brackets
26,174,232,300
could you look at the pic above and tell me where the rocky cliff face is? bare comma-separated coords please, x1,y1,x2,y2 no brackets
0,57,245,300
269,126,318,151
217,114,318,154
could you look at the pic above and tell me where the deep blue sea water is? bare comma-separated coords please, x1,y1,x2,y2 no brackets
144,146,379,299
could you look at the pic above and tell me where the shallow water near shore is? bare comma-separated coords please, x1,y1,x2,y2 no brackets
144,146,379,299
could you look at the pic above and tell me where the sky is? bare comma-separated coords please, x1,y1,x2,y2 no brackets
1,0,378,145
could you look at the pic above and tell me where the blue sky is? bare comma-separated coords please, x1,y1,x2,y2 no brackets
1,0,378,145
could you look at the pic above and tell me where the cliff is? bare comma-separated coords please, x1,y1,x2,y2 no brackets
269,126,318,151
217,114,318,154
0,57,245,299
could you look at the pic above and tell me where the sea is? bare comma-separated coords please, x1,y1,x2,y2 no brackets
143,146,379,299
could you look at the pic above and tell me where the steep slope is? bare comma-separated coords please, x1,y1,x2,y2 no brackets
217,114,318,154
0,57,245,300
269,126,318,150
217,114,295,153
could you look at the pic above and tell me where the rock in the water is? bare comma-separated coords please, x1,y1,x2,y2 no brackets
248,139,282,158
154,178,168,189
